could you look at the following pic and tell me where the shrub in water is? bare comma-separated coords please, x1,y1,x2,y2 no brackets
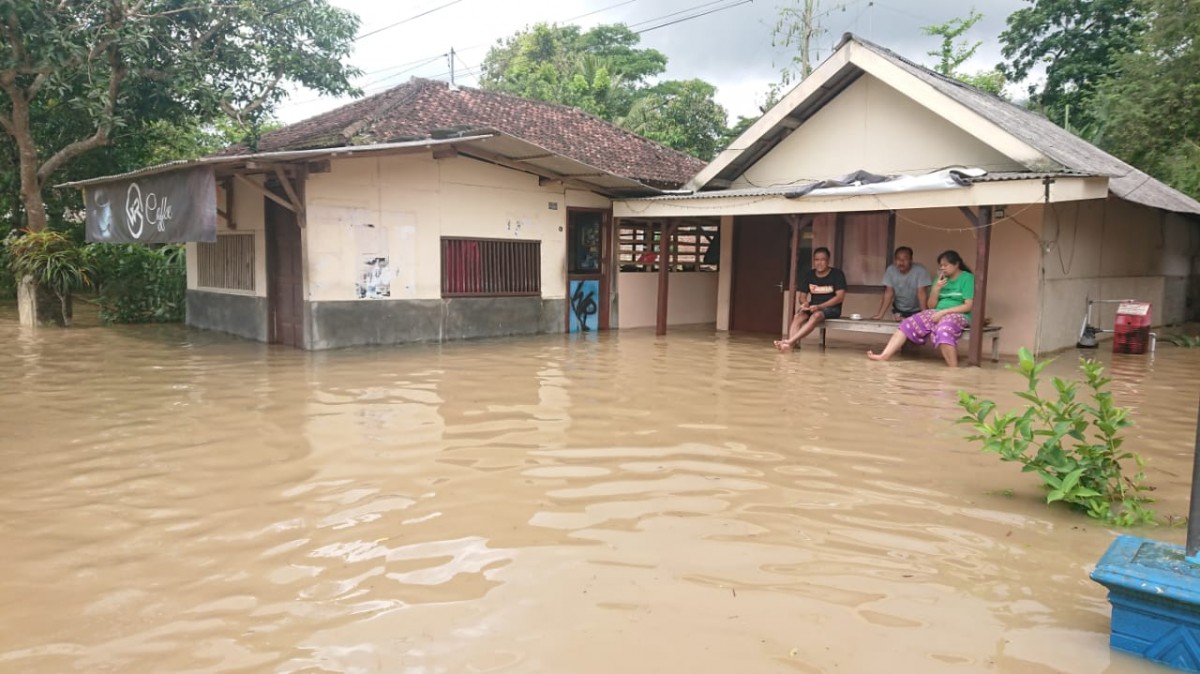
957,347,1155,526
84,244,185,324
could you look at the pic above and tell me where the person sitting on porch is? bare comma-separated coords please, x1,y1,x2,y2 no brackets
867,250,974,367
774,247,846,351
870,246,931,320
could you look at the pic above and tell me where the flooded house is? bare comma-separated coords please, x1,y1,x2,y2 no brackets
64,34,1200,362
66,78,706,349
616,34,1200,363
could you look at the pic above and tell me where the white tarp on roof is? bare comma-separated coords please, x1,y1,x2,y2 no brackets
786,167,986,199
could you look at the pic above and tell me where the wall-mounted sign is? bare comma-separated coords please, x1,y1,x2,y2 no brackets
85,167,217,243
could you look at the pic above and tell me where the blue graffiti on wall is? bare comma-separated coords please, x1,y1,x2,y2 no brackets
569,279,599,333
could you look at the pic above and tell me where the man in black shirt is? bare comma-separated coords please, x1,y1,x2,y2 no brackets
774,247,847,351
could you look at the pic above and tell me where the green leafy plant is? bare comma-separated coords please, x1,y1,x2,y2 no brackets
84,244,186,324
3,229,91,325
957,347,1155,526
1165,334,1200,348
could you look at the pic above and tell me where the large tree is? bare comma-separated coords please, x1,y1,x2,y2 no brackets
479,23,667,121
0,0,361,233
1095,0,1200,199
480,22,732,160
998,0,1146,133
620,80,729,161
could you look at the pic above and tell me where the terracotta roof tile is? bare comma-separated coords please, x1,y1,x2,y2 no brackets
225,78,705,189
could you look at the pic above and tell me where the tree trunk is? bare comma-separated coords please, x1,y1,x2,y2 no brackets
16,276,71,327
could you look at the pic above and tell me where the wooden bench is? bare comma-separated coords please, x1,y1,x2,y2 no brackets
817,318,1003,362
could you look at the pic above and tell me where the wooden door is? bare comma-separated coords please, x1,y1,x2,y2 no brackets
730,216,794,334
266,198,304,347
565,208,611,333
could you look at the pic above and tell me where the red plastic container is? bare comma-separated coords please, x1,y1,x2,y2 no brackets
1113,302,1152,354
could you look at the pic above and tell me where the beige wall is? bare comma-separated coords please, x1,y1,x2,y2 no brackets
186,177,269,298
617,271,719,328
303,153,606,303
1036,198,1196,353
729,74,1023,189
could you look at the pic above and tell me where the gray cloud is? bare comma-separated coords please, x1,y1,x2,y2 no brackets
278,0,1028,123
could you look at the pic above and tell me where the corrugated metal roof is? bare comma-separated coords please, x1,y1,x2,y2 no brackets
846,35,1200,216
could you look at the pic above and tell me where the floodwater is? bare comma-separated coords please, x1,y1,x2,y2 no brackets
1,305,1197,674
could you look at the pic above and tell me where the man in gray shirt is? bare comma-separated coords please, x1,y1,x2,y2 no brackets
871,246,932,320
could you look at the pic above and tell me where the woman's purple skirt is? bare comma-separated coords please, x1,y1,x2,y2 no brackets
898,310,968,348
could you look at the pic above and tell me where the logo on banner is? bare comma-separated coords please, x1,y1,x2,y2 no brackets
124,182,174,239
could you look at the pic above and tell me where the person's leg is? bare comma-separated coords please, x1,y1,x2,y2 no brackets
868,310,932,361
931,314,968,367
775,310,810,349
783,310,826,348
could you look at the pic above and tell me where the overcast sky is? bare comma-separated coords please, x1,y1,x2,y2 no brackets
276,0,1028,125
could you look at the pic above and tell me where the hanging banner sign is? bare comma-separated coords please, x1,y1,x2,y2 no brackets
85,166,217,243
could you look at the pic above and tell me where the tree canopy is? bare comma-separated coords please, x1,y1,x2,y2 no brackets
0,0,362,232
1095,0,1200,199
479,22,732,160
998,0,1146,133
923,10,1006,97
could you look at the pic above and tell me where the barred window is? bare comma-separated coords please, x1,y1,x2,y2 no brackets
618,222,719,272
197,233,255,291
441,238,541,297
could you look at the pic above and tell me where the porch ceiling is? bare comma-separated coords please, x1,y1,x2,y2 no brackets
613,176,1108,219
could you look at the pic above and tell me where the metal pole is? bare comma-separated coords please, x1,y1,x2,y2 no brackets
1187,397,1200,562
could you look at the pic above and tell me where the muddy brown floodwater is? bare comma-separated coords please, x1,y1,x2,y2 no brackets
1,305,1197,674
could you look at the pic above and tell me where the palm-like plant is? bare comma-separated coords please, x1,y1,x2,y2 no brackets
4,229,91,326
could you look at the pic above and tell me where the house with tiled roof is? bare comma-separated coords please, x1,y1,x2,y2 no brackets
66,78,712,348
613,34,1200,363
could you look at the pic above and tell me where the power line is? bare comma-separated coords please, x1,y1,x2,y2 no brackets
355,0,467,41
633,0,753,34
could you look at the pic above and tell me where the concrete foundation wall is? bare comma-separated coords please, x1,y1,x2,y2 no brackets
307,297,565,350
186,290,268,342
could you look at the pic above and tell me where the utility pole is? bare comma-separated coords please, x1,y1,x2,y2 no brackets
448,47,456,88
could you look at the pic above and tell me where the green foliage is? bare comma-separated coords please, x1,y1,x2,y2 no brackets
1165,333,1200,348
924,9,985,76
957,347,1156,526
923,10,1008,97
1095,0,1200,201
480,23,667,121
0,0,362,231
84,244,186,325
3,229,91,324
998,0,1146,132
479,22,731,159
619,80,730,161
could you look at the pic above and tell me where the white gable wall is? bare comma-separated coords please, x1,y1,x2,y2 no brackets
729,74,1025,189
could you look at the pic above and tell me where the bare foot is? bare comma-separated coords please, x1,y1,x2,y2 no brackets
773,340,786,350
866,350,889,361
779,342,794,352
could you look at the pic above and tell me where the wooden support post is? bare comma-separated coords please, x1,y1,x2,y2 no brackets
784,214,802,337
968,206,993,367
656,220,676,336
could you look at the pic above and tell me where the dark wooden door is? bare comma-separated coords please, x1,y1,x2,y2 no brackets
565,209,611,333
266,199,304,347
730,216,793,334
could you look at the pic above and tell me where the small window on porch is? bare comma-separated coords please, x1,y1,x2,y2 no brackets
827,212,894,289
618,221,719,272
197,233,255,292
441,238,541,297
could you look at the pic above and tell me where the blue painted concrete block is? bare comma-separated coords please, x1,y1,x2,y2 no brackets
1091,535,1200,672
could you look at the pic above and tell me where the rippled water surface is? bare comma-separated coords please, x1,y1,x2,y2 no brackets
2,305,1197,673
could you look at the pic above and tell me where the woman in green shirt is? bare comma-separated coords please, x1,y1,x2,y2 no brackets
867,250,975,367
